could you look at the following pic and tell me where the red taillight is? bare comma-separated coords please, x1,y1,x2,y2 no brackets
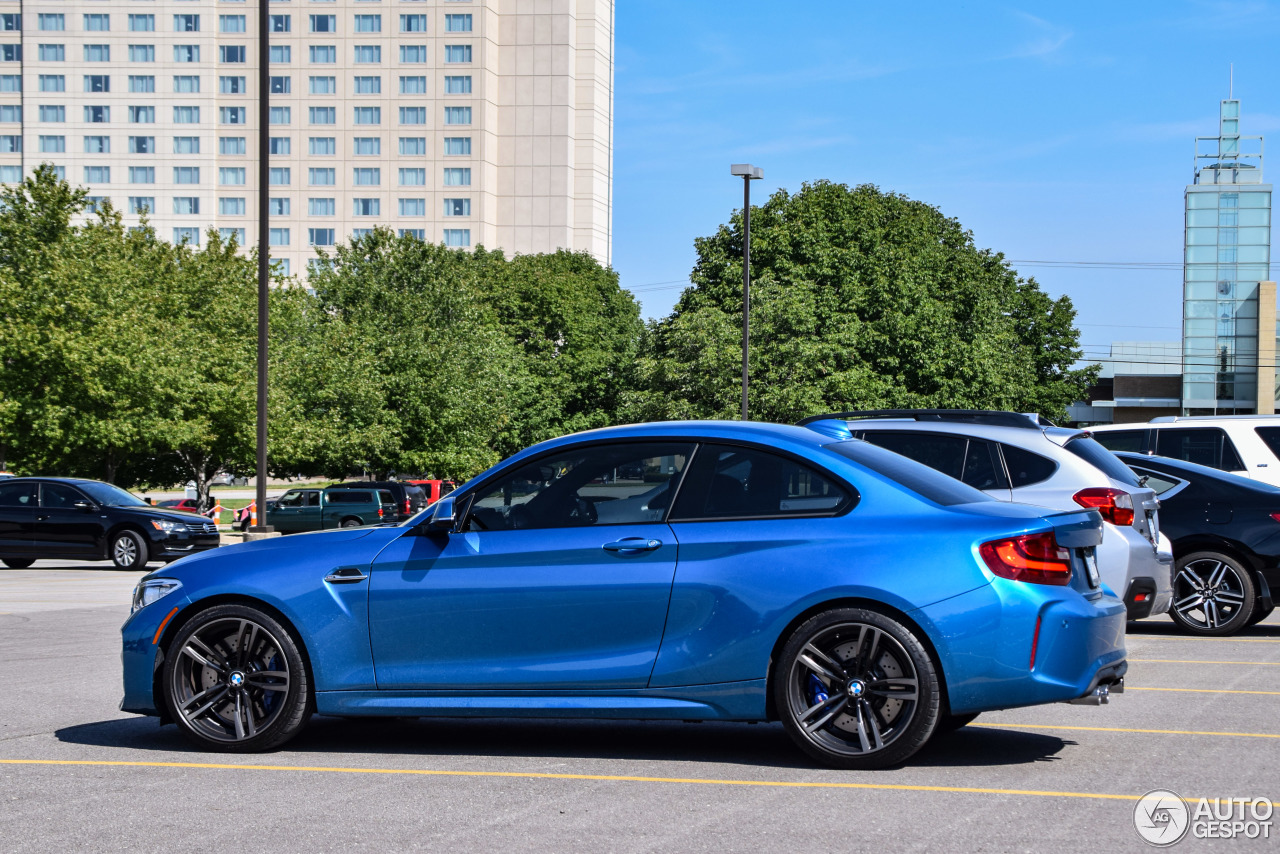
404,499,411,514
377,508,383,518
979,532,1073,586
1270,512,1280,524
1073,487,1135,526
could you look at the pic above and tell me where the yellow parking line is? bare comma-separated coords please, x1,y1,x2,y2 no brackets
1130,658,1280,666
1127,686,1280,696
972,722,1280,739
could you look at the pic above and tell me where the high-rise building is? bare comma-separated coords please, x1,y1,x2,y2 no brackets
1182,97,1272,414
0,0,614,276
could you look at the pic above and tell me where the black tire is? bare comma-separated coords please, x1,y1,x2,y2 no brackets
238,517,250,532
774,607,940,769
340,517,362,528
2,558,35,569
110,530,149,571
934,712,980,736
163,603,311,752
1246,597,1275,628
1170,552,1256,636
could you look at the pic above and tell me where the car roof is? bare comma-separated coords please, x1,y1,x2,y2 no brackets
1,476,104,484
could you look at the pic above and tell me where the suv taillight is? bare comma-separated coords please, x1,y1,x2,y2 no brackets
377,508,383,519
1072,487,1134,526
405,498,411,515
979,532,1073,586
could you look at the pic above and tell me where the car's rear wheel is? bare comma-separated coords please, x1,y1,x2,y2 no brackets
164,604,310,752
238,517,251,532
1170,552,1256,636
2,558,34,569
110,530,149,571
774,607,940,769
340,517,362,528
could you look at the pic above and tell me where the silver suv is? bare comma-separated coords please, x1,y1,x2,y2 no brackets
801,410,1173,620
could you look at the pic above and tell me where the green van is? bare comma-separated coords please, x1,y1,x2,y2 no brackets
265,486,398,533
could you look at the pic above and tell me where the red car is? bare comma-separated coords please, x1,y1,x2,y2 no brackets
406,479,457,504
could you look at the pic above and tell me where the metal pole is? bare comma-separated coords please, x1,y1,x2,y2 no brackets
741,175,750,421
252,0,271,532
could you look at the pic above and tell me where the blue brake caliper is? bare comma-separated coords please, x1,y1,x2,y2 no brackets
807,674,829,706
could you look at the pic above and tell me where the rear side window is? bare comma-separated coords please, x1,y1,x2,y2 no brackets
1065,437,1141,486
1092,429,1146,453
0,482,37,506
1155,428,1245,473
41,483,88,508
377,490,395,505
670,444,853,520
1128,466,1185,497
1001,444,1058,488
1255,427,1280,463
825,441,989,507
328,490,372,504
856,431,965,480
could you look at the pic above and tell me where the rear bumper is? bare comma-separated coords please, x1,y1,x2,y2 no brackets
1097,523,1172,619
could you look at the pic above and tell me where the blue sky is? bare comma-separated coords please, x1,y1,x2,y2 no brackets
610,1,1280,368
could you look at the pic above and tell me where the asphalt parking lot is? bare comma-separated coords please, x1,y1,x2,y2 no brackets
2,562,1277,852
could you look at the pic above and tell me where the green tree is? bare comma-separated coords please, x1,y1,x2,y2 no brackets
629,180,1097,423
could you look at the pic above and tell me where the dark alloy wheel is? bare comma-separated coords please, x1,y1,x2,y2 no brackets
775,607,940,769
2,558,35,569
164,604,311,751
1170,552,1256,636
340,517,362,528
110,530,149,571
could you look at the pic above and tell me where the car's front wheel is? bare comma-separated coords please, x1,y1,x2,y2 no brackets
163,604,311,752
774,607,940,769
110,530,149,571
1170,552,1256,636
2,558,34,569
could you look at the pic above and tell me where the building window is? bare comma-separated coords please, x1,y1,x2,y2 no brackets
173,228,201,245
443,229,470,247
269,167,291,185
400,75,427,94
445,14,472,32
270,46,291,63
443,75,471,94
174,45,199,63
174,106,200,124
443,167,470,186
270,106,291,124
220,107,246,125
128,136,154,154
351,229,373,239
39,14,66,31
129,15,155,32
309,198,335,215
399,107,426,125
0,75,19,92
220,15,246,33
310,76,336,94
310,15,336,33
400,45,427,63
398,229,424,240
269,137,291,155
353,14,381,32
38,45,65,62
44,166,66,181
38,75,65,92
84,197,106,214
269,198,290,215
310,45,336,63
443,136,470,155
353,167,380,185
84,76,110,94
270,14,291,32
444,106,471,125
129,45,155,63
353,107,381,125
309,107,336,125
0,135,20,153
0,165,22,182
82,165,109,183
219,197,246,215
309,168,336,186
353,75,381,94
220,76,247,94
309,228,335,246
401,14,427,32
309,136,336,155
399,137,426,155
83,135,110,153
174,136,199,154
173,197,200,215
399,167,426,186
39,135,65,153
443,198,470,216
129,76,155,93
444,44,472,63
128,197,154,214
354,198,380,216
129,166,155,184
269,228,290,246
220,228,246,245
174,14,199,32
174,166,200,184
174,76,200,94
39,105,65,123
399,198,425,216
84,14,110,32
221,45,246,63
353,137,380,156
220,137,246,155
219,167,246,186
354,45,381,63
0,105,19,123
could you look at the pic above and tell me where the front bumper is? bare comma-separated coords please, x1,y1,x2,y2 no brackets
120,592,193,715
147,532,221,561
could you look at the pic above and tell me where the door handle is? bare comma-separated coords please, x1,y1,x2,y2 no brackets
324,566,368,584
602,538,662,553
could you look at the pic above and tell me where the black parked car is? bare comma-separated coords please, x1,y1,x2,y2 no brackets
1116,452,1277,635
0,477,221,571
339,481,427,517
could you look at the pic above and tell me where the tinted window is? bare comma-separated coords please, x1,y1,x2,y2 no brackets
825,441,988,506
1066,436,1141,486
961,440,1003,490
1155,428,1244,473
41,483,87,508
670,444,852,520
327,490,372,504
377,490,395,505
1092,429,1146,453
305,491,321,507
857,431,966,480
0,482,37,507
1001,444,1059,488
1255,427,1280,462
466,442,694,531
1128,467,1184,497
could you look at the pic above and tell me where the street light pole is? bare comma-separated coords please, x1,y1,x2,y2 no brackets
730,164,763,421
252,0,272,533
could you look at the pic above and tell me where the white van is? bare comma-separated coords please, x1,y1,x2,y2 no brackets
1089,415,1280,487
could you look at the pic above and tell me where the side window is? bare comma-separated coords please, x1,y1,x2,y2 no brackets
669,443,852,521
277,490,304,507
0,482,37,507
1092,430,1146,453
305,491,321,506
377,490,395,505
328,491,371,504
465,442,694,531
1130,467,1185,497
960,440,1004,491
1255,427,1280,463
1155,428,1242,472
856,431,966,481
1001,445,1059,488
41,483,87,508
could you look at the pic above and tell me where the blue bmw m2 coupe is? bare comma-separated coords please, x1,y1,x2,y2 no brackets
121,420,1127,768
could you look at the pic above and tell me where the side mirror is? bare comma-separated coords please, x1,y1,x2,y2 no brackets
73,500,95,513
426,496,456,532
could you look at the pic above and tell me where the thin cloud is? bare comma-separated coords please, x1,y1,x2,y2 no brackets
1003,10,1074,60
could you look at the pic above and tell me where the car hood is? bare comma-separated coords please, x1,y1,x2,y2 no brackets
116,507,210,524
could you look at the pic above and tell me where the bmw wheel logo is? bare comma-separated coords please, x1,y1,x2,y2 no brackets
229,671,245,687
847,680,866,698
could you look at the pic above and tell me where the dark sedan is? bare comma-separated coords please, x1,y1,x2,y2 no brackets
1116,452,1277,635
0,477,221,571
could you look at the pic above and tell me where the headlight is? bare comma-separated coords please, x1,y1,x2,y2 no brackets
131,578,182,613
150,519,187,533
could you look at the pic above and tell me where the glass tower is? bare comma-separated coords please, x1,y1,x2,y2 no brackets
1183,98,1270,414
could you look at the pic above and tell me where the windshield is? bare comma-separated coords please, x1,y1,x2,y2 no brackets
77,481,147,507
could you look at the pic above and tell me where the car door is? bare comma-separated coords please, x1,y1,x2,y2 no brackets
297,490,322,529
856,430,1012,500
32,482,102,556
269,489,307,533
367,441,694,690
0,481,38,554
